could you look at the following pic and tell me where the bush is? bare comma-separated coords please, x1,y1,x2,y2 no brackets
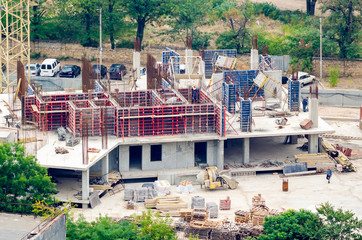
192,32,211,51
116,39,134,49
216,31,239,50
30,52,41,59
328,65,340,87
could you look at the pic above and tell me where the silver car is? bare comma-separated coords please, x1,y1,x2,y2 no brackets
25,63,41,76
297,72,315,87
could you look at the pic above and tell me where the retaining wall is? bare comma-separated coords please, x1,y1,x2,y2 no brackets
301,89,362,107
312,58,362,77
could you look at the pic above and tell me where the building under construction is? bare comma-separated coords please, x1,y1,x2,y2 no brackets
15,45,335,207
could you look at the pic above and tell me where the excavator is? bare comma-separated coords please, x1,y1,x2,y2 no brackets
197,166,239,190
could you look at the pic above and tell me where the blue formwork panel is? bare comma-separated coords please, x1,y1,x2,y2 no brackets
223,70,264,98
162,78,171,89
27,85,34,95
240,98,252,132
222,83,236,114
288,80,300,111
204,49,237,78
95,81,103,92
162,48,180,74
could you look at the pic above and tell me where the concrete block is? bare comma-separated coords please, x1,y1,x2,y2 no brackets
300,119,313,130
283,163,307,174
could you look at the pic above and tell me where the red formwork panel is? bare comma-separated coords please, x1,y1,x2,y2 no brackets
23,95,36,122
91,99,116,135
68,100,102,137
113,90,153,107
116,104,217,138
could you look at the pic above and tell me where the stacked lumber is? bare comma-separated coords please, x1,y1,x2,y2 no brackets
322,140,356,172
252,194,265,207
294,153,333,167
108,170,122,185
89,184,112,190
144,195,187,211
235,210,249,223
252,211,268,226
179,180,192,186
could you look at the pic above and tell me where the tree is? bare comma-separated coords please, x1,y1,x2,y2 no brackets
0,143,56,214
306,0,317,15
316,202,362,240
320,0,361,58
121,0,170,49
214,0,255,53
164,0,211,47
258,209,323,240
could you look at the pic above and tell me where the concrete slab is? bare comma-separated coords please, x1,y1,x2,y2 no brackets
0,213,42,240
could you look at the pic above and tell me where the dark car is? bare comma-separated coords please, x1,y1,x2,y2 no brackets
282,76,289,84
59,65,81,78
108,64,127,80
93,64,107,79
1,63,6,73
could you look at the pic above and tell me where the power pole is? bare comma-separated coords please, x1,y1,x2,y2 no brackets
320,17,322,80
99,8,103,67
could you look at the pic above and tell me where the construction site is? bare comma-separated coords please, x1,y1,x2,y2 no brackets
0,2,362,239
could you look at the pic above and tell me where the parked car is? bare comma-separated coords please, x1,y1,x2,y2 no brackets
1,63,5,73
108,64,127,80
40,59,61,77
297,72,315,87
92,64,107,79
25,63,41,76
282,76,289,84
59,65,81,78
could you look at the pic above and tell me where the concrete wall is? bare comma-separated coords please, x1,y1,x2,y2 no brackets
32,78,82,91
301,89,362,107
118,140,225,172
33,214,66,240
312,58,362,77
109,147,119,171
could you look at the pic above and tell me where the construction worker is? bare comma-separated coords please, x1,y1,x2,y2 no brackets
302,96,309,112
192,85,199,103
326,166,332,184
161,86,165,95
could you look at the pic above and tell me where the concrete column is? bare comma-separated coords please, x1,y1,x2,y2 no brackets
81,169,89,208
185,49,193,74
309,98,319,128
207,141,216,167
242,138,250,164
308,134,319,153
250,49,259,70
101,155,109,183
142,144,150,170
119,145,129,172
133,51,140,79
216,140,224,170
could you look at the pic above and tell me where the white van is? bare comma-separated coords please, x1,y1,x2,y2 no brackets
40,59,61,77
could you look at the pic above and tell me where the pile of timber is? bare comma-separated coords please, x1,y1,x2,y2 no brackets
294,153,333,167
108,170,123,185
235,210,249,223
322,140,356,172
144,195,187,211
179,180,192,186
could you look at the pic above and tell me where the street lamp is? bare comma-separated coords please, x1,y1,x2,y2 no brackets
97,8,103,67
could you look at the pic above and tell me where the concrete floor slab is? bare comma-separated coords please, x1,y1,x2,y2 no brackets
0,213,42,240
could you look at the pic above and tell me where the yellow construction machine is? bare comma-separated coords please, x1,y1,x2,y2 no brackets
197,166,239,190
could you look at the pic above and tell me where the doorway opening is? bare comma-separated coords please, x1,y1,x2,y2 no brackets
194,142,207,166
129,146,142,170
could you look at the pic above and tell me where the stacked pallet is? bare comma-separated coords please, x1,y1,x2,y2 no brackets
180,209,194,222
252,194,265,208
193,208,209,221
294,153,333,167
144,195,187,211
252,211,268,226
210,220,240,240
108,170,122,185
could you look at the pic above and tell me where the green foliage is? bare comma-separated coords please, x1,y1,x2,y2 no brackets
191,32,211,51
0,143,56,214
258,209,323,240
188,233,199,239
30,52,41,59
132,210,176,240
320,0,361,58
213,0,254,53
328,66,340,87
67,211,176,240
66,214,139,240
163,0,211,47
316,202,362,240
